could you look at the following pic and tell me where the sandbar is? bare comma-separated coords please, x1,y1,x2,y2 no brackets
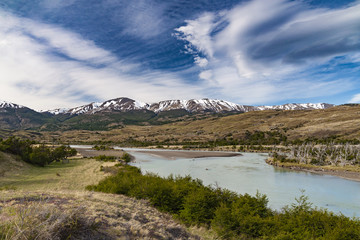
137,150,242,160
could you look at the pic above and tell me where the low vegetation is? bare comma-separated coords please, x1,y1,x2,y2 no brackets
87,165,360,239
94,155,117,162
0,137,77,167
0,191,199,240
0,199,103,240
92,144,113,151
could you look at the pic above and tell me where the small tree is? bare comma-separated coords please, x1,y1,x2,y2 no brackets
121,153,132,164
29,145,51,167
51,145,77,163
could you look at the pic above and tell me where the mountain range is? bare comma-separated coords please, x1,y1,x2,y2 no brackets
0,98,335,130
45,98,333,115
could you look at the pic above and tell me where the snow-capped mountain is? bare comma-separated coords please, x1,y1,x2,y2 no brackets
48,98,149,115
45,97,334,115
257,103,334,111
148,99,255,113
0,100,24,109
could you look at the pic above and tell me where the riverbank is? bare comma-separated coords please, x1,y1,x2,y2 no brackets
266,158,360,182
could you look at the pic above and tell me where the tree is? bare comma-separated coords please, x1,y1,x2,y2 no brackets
50,145,77,163
29,145,51,167
121,152,132,164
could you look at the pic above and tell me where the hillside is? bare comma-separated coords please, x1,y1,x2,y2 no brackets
0,151,202,239
8,104,360,145
0,98,334,131
0,151,34,180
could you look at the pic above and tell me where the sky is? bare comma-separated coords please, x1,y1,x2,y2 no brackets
0,0,359,111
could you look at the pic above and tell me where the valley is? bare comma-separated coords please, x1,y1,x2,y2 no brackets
2,103,359,146
1,98,360,239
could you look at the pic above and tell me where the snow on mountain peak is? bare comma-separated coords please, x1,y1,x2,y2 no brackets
43,98,335,115
0,100,24,109
256,103,334,111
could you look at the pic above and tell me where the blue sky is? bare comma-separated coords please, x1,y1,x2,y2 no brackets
0,0,359,110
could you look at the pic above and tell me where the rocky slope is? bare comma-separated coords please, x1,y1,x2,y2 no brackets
0,101,49,129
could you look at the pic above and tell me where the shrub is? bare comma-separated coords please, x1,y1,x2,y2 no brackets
121,152,132,163
86,165,360,239
29,145,51,167
179,187,219,225
94,155,117,162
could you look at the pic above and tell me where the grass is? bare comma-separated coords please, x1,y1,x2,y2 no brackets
0,157,115,191
0,152,203,239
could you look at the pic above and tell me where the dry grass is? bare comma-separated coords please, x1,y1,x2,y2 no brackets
0,191,201,240
0,152,34,178
0,156,116,192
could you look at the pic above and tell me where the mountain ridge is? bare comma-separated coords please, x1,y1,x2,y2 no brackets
0,97,336,131
42,97,334,115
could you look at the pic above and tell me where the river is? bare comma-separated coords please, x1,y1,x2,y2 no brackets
124,148,360,218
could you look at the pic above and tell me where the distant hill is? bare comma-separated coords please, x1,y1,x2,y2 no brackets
0,101,50,130
7,104,360,145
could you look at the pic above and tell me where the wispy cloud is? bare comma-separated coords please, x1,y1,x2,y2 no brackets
350,93,360,103
0,9,202,110
174,0,360,104
105,0,168,40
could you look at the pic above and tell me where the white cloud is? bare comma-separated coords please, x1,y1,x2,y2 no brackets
350,94,360,103
0,9,202,111
175,13,215,58
175,0,360,104
194,56,208,68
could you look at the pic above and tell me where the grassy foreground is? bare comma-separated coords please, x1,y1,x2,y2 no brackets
0,154,114,191
0,152,202,239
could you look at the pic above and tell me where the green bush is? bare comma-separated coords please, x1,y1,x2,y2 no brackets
121,152,132,163
179,187,219,225
86,165,360,239
94,155,117,162
0,137,77,167
29,145,51,167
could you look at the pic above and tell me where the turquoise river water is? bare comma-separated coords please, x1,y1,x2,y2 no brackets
123,148,360,218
